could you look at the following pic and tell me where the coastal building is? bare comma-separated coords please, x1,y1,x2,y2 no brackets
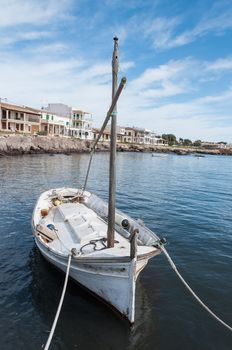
201,141,228,149
121,127,167,145
150,133,168,145
39,110,70,136
92,125,167,145
122,127,150,144
70,108,93,140
0,100,166,145
44,103,93,140
93,126,125,142
93,128,111,142
45,103,72,118
0,101,40,134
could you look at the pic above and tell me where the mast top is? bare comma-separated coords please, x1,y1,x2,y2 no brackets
112,37,119,76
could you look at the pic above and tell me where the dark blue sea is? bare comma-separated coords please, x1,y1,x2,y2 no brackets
0,152,231,350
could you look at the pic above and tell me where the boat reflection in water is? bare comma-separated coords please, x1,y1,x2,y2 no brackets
28,247,159,350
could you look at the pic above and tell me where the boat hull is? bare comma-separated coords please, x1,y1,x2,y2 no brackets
34,236,148,323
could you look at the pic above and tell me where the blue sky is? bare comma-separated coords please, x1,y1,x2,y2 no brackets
0,0,232,142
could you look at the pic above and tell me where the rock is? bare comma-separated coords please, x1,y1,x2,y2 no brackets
0,134,231,156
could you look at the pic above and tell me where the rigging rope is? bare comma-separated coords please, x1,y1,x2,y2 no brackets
43,253,72,350
82,77,126,192
160,245,232,332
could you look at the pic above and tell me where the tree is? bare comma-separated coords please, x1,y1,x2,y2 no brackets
193,140,202,147
162,134,177,146
183,139,192,146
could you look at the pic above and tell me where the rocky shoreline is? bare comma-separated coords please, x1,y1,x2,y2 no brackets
0,134,231,156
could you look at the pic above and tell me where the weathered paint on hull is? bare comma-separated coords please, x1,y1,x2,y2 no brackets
34,237,143,323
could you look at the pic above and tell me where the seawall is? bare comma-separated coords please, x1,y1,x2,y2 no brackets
0,134,231,156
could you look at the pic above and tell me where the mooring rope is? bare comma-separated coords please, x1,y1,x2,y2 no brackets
160,246,232,332
43,253,72,350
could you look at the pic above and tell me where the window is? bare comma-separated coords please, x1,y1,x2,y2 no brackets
46,114,49,120
2,110,6,119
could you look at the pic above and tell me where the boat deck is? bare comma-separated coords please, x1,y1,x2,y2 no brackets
38,202,156,258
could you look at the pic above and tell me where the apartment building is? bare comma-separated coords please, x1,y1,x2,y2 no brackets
0,102,40,134
44,103,93,139
93,126,125,142
93,125,167,145
40,110,70,136
92,128,111,142
70,109,93,140
122,127,166,144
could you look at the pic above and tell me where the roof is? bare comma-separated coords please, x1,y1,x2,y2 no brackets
0,102,40,115
125,126,145,132
72,108,91,114
93,128,111,135
92,127,125,136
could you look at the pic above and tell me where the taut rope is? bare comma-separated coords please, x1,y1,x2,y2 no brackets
160,245,232,332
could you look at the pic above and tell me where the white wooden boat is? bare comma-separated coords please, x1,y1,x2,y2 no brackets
32,188,161,323
32,38,162,323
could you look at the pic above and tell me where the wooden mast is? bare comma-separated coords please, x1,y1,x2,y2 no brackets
107,37,119,248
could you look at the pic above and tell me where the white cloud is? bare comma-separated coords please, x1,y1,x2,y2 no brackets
2,51,231,141
144,17,181,50
143,2,232,50
169,10,232,48
207,57,232,71
118,83,232,142
114,54,232,142
128,58,196,101
26,43,68,54
0,31,53,46
0,0,71,27
0,50,134,125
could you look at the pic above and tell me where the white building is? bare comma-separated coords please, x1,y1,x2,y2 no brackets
43,103,93,140
40,110,70,136
70,108,93,140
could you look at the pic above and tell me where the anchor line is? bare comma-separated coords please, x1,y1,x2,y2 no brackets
43,252,72,350
160,245,232,332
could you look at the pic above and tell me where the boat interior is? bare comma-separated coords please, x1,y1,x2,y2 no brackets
35,190,158,259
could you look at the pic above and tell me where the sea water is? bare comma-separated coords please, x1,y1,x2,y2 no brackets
0,152,231,350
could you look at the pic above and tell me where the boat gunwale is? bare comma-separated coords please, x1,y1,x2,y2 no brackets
33,232,160,264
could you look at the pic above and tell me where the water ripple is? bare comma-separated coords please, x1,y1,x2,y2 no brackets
0,153,231,350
